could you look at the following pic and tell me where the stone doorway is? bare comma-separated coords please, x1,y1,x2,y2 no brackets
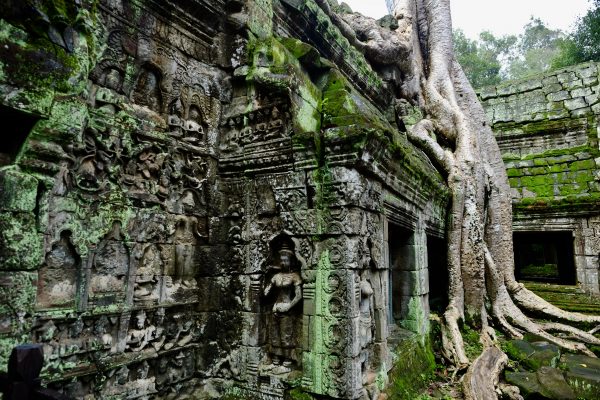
513,231,576,285
427,235,447,312
388,223,415,325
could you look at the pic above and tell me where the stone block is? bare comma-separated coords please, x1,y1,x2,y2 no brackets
241,312,266,347
196,244,245,276
320,316,361,358
542,75,559,85
322,355,362,399
571,107,592,117
505,371,543,397
505,339,560,371
572,87,593,98
302,315,312,351
0,212,43,271
537,366,577,400
557,71,578,83
396,295,429,335
320,269,359,319
576,64,598,78
583,75,598,86
242,274,263,313
197,275,243,312
0,271,37,335
0,170,39,212
564,79,584,90
373,308,388,342
547,90,570,102
397,269,429,297
517,80,542,92
561,353,600,399
543,82,563,94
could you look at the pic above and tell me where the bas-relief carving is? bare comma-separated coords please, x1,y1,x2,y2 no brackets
133,243,163,303
262,238,303,375
132,66,164,113
88,221,129,305
36,231,79,309
359,271,374,384
219,98,292,159
1,0,431,397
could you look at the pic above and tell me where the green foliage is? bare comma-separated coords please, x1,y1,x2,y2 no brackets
453,29,511,88
454,18,568,87
508,18,563,79
553,0,600,68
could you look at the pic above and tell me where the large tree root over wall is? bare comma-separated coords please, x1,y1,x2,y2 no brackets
319,0,600,397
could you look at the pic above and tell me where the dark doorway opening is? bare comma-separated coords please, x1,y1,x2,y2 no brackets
513,231,576,284
427,235,448,312
388,223,414,324
0,105,39,166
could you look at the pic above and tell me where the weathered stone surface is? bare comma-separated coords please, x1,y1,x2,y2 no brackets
505,371,543,398
505,339,560,371
480,62,600,294
0,0,449,399
561,353,600,399
537,366,576,399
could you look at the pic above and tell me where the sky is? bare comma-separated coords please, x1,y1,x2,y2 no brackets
341,0,593,39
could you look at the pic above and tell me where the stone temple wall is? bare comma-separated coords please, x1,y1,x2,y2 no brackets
0,1,448,399
479,63,600,293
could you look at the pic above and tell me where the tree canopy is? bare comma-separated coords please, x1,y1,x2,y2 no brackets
553,0,600,68
453,18,564,88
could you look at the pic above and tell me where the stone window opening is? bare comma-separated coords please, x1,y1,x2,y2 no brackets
0,104,40,166
513,231,576,285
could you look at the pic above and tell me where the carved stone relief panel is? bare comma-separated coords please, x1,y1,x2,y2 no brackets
260,234,304,376
36,231,80,310
87,222,130,307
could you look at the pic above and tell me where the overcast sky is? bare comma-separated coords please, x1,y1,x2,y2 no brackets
341,0,593,39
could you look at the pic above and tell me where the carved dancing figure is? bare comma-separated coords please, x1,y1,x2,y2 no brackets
173,216,202,288
126,310,156,352
359,271,374,384
263,244,302,374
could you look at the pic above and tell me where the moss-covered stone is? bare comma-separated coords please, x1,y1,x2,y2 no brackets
385,331,436,399
0,168,39,212
0,211,43,270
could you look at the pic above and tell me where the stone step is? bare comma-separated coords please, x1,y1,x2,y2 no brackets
523,282,600,315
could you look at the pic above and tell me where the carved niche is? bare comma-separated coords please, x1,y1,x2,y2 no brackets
36,231,80,310
261,234,303,375
167,90,209,147
132,65,164,113
88,221,129,306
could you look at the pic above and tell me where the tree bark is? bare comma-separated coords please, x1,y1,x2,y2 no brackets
318,0,600,395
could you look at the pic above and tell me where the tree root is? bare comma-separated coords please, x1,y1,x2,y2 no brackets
508,282,600,324
463,346,508,400
381,0,600,393
540,322,600,346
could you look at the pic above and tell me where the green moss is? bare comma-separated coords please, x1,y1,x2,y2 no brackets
0,168,39,212
386,333,436,399
462,325,483,361
506,168,521,177
287,387,316,400
247,37,321,135
569,159,596,171
0,211,44,270
523,145,591,161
